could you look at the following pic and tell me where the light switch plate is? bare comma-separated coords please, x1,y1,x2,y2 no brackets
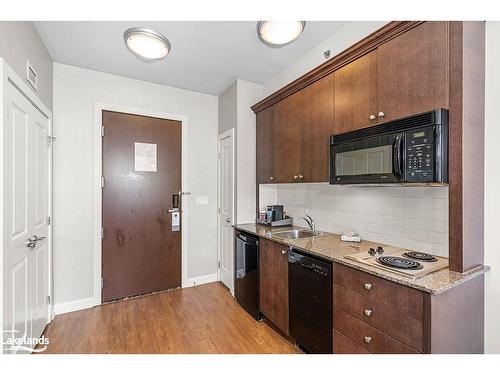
196,196,209,206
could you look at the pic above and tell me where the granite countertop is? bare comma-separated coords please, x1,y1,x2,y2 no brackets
234,223,488,295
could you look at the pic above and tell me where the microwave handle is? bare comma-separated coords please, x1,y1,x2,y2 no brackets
393,134,403,180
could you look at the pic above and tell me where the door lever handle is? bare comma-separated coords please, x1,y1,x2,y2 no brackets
167,208,180,213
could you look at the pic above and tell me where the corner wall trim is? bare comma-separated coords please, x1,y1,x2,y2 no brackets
54,298,93,316
186,273,218,288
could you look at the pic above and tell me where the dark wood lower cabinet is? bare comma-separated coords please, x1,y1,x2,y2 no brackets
335,308,419,354
333,329,369,354
259,238,289,335
332,263,484,354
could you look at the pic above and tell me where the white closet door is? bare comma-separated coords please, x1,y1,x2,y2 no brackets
3,78,50,353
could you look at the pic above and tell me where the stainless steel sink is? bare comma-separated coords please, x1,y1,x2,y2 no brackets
271,229,324,240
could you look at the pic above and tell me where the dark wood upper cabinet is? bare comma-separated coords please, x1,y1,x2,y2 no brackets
300,73,335,182
377,21,449,122
259,238,289,335
273,91,302,183
334,50,378,133
256,106,275,184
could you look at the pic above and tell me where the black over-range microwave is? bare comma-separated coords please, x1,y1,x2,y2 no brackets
329,109,448,185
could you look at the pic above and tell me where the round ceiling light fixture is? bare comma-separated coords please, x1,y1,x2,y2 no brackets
123,27,171,62
257,21,306,47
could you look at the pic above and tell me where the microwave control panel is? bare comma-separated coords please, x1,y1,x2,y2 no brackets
404,126,435,182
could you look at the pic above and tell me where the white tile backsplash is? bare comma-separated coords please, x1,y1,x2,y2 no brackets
259,183,449,257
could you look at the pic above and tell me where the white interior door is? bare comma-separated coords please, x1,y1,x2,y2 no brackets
217,130,234,294
2,74,51,353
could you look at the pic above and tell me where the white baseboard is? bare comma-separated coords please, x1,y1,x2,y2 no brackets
54,297,93,316
184,273,218,288
54,275,218,315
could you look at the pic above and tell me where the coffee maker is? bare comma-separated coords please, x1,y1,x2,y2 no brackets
256,205,293,227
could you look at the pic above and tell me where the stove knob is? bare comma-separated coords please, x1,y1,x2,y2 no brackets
368,248,376,256
377,246,384,254
363,309,373,317
364,336,372,344
364,283,372,290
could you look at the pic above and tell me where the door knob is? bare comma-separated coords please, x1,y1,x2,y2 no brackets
281,249,287,255
363,309,373,317
294,175,299,179
364,283,372,290
299,174,304,179
269,176,275,181
364,336,372,344
378,111,385,118
24,236,38,249
226,218,230,223
369,114,376,120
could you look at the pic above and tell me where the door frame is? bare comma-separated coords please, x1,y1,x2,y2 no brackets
0,58,54,329
92,103,188,306
217,128,235,295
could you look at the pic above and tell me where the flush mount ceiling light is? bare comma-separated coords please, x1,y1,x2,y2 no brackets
257,21,306,47
123,27,171,62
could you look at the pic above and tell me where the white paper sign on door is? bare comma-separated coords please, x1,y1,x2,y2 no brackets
134,142,157,172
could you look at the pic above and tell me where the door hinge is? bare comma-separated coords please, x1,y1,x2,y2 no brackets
101,278,104,289
101,176,105,188
47,135,56,147
218,207,221,214
101,227,104,239
101,125,105,137
47,296,51,304
46,216,51,225
218,261,221,269
218,152,222,159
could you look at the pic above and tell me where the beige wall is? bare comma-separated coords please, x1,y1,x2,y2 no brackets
0,21,53,109
52,63,219,307
484,20,500,354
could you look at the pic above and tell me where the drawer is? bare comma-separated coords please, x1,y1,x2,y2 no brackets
334,263,425,306
334,307,419,354
333,330,369,354
333,283,424,352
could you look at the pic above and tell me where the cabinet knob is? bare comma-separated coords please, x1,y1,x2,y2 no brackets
369,114,376,120
364,336,372,344
294,175,299,179
363,309,373,317
364,283,372,290
281,249,287,255
269,176,275,181
299,174,304,179
378,111,385,118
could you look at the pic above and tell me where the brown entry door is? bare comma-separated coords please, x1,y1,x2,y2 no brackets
102,111,181,302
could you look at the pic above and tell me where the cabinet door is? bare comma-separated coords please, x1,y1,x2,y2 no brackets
377,21,448,122
256,106,275,183
259,238,289,335
300,73,335,182
334,50,378,133
273,91,302,183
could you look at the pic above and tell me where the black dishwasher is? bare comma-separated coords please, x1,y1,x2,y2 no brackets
289,249,332,353
234,231,260,320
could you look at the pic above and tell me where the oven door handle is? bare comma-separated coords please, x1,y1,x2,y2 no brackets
393,134,403,180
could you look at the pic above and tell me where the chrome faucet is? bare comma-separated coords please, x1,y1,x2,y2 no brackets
299,214,315,232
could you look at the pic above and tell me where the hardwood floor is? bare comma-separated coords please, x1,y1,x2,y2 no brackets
39,282,300,354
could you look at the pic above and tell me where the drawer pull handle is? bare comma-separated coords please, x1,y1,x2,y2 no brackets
364,283,372,290
364,336,372,344
363,309,373,317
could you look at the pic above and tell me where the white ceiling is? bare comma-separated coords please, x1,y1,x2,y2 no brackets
34,21,346,95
